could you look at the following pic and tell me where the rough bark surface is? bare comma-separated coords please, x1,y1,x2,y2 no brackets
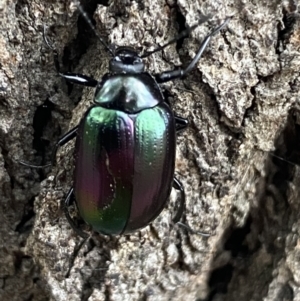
1,0,300,300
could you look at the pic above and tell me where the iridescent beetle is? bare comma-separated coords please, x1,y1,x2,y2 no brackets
25,3,229,237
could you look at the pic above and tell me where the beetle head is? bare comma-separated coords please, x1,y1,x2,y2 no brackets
110,47,145,74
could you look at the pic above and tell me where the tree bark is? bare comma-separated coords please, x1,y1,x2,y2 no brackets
0,0,300,300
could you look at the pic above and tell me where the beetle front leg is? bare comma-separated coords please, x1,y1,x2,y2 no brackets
43,26,98,87
155,18,230,83
58,73,98,87
64,188,89,239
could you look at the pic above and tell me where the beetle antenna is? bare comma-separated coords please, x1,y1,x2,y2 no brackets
18,160,52,169
74,1,114,57
140,15,213,58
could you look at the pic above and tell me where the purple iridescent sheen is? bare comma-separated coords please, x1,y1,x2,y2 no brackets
74,74,176,235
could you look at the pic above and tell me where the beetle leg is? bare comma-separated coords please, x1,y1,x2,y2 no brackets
19,126,78,169
58,73,98,87
155,18,230,83
51,126,78,166
173,177,210,237
64,188,89,239
43,25,98,87
65,236,89,278
172,177,185,224
175,115,188,132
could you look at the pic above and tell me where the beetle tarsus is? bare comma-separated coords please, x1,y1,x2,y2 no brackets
172,177,185,224
65,236,89,278
18,126,79,169
172,177,211,237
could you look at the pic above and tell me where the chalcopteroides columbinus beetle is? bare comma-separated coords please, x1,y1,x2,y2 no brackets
22,1,230,237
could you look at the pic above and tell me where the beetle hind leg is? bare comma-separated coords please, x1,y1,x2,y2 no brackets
172,177,210,237
63,188,91,278
64,188,89,239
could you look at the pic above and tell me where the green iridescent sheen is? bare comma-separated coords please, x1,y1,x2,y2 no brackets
75,106,133,235
135,107,168,177
126,104,175,232
74,71,176,235
79,178,132,235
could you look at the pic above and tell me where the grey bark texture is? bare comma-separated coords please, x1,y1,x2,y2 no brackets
1,0,300,300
